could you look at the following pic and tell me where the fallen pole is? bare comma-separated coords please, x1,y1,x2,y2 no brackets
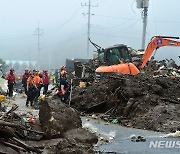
68,79,73,106
99,107,115,118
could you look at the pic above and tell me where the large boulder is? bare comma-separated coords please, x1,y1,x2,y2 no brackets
39,96,82,139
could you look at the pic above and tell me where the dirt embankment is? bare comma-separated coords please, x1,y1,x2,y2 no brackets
71,74,180,133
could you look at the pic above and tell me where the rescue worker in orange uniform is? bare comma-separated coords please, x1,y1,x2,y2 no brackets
26,72,36,106
38,72,43,96
33,71,41,103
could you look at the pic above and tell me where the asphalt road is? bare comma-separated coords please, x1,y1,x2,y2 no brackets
82,117,180,154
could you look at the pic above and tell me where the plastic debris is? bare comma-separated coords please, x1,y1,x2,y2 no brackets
27,118,36,125
23,117,28,123
112,119,119,124
130,135,146,142
0,95,6,102
38,95,45,101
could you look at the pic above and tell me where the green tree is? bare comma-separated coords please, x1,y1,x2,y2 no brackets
0,58,8,74
13,61,20,72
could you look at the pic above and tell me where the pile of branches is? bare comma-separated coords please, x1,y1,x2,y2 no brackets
0,105,44,153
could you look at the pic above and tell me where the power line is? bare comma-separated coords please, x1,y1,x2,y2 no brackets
131,0,136,14
151,0,157,35
93,14,140,30
113,18,141,34
93,14,139,19
97,0,108,4
0,34,34,41
41,33,86,50
45,6,82,34
91,32,141,40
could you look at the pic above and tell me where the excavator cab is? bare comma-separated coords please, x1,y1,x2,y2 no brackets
98,44,132,65
89,39,140,75
95,44,140,75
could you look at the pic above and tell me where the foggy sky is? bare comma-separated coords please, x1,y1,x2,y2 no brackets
0,0,179,69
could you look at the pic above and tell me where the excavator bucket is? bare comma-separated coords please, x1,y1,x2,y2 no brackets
95,63,140,75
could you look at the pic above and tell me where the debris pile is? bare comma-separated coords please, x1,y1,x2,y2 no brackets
0,105,43,153
129,48,180,77
0,95,98,153
71,74,180,133
150,58,180,77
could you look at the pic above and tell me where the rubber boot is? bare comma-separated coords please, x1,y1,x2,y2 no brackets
26,100,29,107
30,101,33,106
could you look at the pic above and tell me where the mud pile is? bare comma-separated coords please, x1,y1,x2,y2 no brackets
39,96,98,154
71,74,180,133
39,97,82,138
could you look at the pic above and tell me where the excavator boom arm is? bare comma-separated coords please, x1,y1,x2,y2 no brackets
140,36,180,68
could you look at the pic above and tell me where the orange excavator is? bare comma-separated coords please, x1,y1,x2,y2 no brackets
91,36,180,75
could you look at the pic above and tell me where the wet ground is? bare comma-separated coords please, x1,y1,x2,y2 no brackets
9,93,180,154
13,94,39,118
82,117,180,154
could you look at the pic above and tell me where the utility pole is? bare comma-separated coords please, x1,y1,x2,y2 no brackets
136,0,149,50
81,0,98,58
141,6,148,50
34,22,43,70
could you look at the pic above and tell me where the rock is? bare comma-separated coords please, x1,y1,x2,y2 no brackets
63,128,98,145
151,85,163,95
39,97,82,139
130,135,146,142
55,137,95,154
